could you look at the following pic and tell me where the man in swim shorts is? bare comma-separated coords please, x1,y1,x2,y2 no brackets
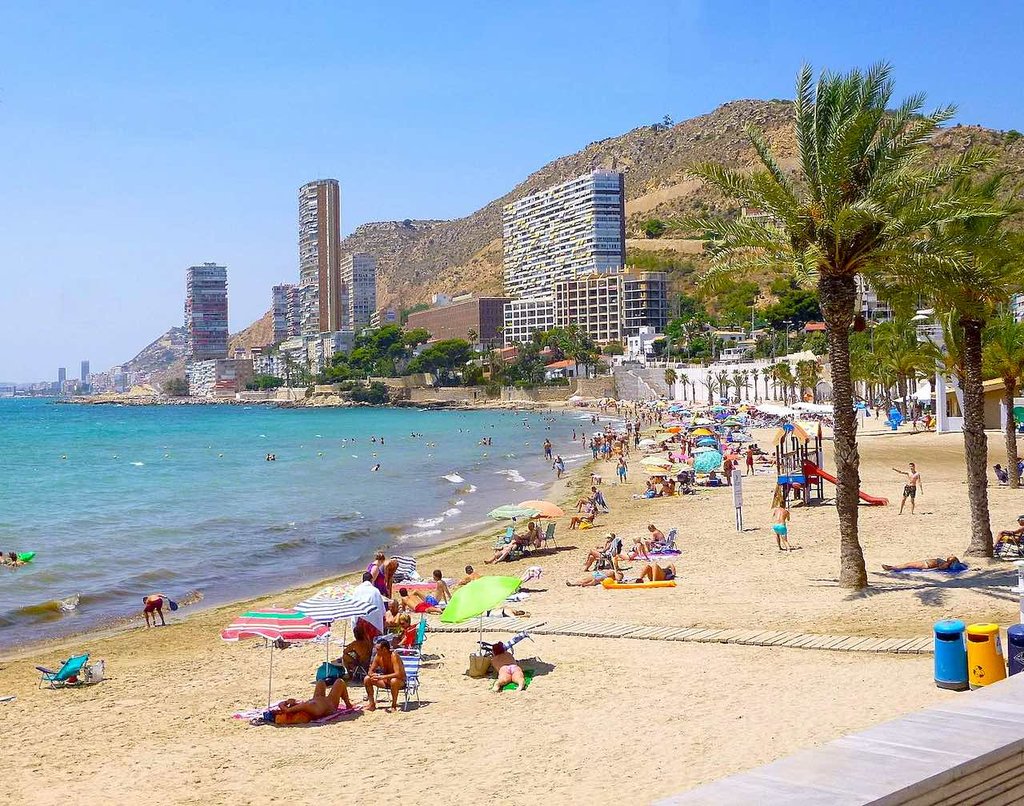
364,637,406,712
261,678,353,725
893,462,923,514
397,587,442,614
771,502,794,551
142,593,168,627
489,642,526,693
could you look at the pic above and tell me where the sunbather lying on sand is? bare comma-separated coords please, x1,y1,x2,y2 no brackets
397,587,442,613
490,641,526,693
882,555,960,572
632,562,675,583
260,678,353,724
566,569,622,587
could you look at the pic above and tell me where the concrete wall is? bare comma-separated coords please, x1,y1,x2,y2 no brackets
407,387,493,404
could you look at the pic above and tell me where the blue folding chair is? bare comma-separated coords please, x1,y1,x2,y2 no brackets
395,649,422,711
36,654,90,689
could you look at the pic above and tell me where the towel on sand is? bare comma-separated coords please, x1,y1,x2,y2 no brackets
233,703,362,725
495,669,536,692
888,562,969,575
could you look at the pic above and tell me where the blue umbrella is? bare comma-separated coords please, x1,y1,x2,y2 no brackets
694,450,724,474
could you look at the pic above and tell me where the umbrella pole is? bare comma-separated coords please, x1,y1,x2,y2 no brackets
478,613,483,651
267,642,274,710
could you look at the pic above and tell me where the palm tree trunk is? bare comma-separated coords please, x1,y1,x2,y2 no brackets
960,318,993,557
819,274,866,589
1003,379,1020,489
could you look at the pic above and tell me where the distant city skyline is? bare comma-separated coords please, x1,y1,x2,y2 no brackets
2,1,1023,380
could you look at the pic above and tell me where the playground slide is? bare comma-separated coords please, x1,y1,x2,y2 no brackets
804,461,889,506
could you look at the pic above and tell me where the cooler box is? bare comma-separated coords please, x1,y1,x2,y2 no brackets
1007,624,1024,676
967,623,1006,689
933,619,968,691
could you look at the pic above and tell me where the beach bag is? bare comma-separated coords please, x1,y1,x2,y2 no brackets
467,652,491,679
85,660,105,683
315,662,346,683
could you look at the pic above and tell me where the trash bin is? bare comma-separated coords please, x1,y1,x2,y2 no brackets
1007,625,1024,676
967,623,1006,689
933,619,968,691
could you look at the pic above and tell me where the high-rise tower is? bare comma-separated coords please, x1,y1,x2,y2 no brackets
298,179,342,334
184,263,228,361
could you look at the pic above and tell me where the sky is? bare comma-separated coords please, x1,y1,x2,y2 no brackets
1,1,1023,382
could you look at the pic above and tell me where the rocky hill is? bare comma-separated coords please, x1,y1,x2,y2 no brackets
349,99,1024,308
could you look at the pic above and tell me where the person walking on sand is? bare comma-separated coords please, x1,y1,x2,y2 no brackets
553,454,565,479
745,445,755,476
771,491,795,551
543,438,552,461
893,462,923,514
616,456,628,485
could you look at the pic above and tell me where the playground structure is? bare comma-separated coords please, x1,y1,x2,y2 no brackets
774,420,888,506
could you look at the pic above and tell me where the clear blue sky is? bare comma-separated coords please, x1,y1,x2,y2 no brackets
2,1,1022,381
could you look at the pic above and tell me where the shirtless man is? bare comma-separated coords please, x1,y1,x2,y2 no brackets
893,462,923,514
262,678,353,725
430,569,452,603
364,637,406,712
397,587,442,614
142,593,169,627
489,641,526,693
339,622,373,678
458,565,480,587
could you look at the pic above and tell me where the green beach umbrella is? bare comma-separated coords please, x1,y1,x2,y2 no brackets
487,504,540,521
1014,406,1024,424
441,576,522,648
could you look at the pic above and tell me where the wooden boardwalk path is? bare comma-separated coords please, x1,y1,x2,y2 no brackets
429,616,933,655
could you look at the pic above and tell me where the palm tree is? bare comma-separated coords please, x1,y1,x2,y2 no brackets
731,370,745,401
751,367,761,403
704,374,718,403
873,317,927,413
984,316,1024,489
881,177,1021,556
716,370,730,403
776,363,795,404
796,359,821,402
664,368,678,399
676,63,997,588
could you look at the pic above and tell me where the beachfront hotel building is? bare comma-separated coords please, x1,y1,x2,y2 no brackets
184,263,228,361
406,295,510,349
339,253,377,329
502,170,626,300
621,270,669,335
298,179,343,334
503,297,556,345
549,270,669,345
272,284,301,343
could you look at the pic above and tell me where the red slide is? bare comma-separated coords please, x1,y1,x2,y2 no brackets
803,461,888,506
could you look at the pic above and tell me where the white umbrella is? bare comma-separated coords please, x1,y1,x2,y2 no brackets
295,594,376,660
348,581,386,635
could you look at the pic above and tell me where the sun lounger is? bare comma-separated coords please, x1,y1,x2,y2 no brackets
36,653,90,689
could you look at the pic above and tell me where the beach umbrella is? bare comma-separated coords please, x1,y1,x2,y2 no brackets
487,504,541,521
693,450,724,474
441,576,522,648
640,456,673,469
517,500,565,518
1014,405,1024,423
637,438,657,448
669,450,686,461
221,608,329,708
689,427,713,436
295,594,375,660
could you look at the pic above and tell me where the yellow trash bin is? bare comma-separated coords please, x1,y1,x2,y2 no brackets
967,623,1006,689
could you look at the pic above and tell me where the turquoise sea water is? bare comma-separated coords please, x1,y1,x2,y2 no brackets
0,399,588,648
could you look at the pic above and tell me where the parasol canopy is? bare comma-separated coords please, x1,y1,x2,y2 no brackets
222,609,329,642
693,450,724,474
517,500,565,518
487,504,541,521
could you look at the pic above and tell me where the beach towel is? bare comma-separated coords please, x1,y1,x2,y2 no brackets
233,703,362,725
887,562,969,575
647,549,681,557
496,669,535,692
393,556,418,582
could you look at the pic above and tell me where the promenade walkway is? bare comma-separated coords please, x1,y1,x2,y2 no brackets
429,615,934,655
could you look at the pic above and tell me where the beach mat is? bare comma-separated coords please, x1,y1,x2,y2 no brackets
887,563,969,576
498,669,535,692
233,703,362,725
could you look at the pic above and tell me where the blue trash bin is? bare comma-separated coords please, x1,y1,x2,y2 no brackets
934,619,968,691
1007,625,1024,676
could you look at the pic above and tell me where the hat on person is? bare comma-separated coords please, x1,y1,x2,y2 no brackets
375,636,392,647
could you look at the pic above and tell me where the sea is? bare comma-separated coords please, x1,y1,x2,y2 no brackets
0,399,594,648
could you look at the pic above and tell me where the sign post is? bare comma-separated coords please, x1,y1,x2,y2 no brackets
732,468,743,532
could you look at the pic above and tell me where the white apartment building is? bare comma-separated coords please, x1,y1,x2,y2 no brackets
340,253,377,328
503,297,555,345
502,170,625,300
1011,294,1024,323
554,273,623,343
272,284,301,343
856,275,893,321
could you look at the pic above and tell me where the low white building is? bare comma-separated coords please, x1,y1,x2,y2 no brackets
503,297,555,346
186,358,254,398
625,326,663,363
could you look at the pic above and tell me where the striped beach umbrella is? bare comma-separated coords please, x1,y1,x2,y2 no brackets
222,608,329,708
295,595,376,662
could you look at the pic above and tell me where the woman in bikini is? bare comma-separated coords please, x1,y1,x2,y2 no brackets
632,563,676,583
489,641,526,693
883,555,960,572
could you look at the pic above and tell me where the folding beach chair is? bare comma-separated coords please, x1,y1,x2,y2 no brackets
36,653,90,689
539,522,557,550
395,649,422,711
595,537,623,571
393,556,418,583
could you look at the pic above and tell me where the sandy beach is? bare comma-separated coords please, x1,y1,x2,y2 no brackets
4,414,1022,805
